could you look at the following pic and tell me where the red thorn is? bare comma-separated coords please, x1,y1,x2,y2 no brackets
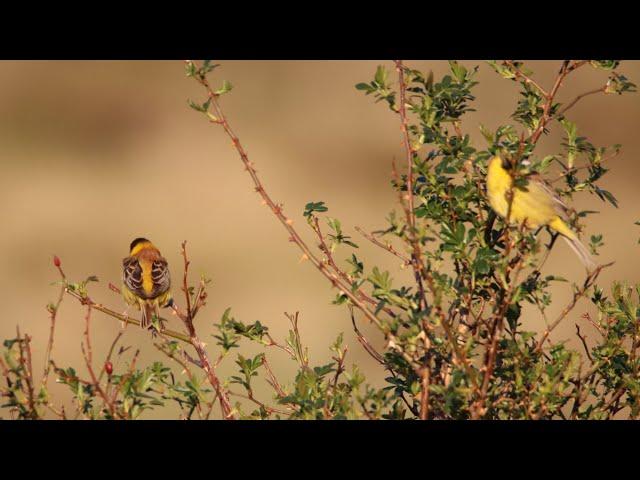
53,255,61,268
105,361,113,376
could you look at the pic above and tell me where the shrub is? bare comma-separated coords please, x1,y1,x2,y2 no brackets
2,60,638,419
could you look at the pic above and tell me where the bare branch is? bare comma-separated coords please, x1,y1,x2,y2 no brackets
188,60,385,332
529,60,588,145
41,258,67,392
504,60,549,97
63,286,191,343
355,226,411,266
557,86,607,117
535,262,613,352
171,242,235,419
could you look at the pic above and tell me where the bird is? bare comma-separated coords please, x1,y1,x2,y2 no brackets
122,237,173,330
486,155,596,271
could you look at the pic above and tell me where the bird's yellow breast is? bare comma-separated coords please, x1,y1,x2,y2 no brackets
486,156,513,219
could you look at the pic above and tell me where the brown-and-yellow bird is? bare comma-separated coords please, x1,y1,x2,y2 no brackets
486,155,596,271
122,237,173,329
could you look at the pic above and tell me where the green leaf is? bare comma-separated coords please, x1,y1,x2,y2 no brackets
449,60,467,83
590,60,619,71
374,65,387,86
304,201,328,218
215,80,233,95
201,60,220,74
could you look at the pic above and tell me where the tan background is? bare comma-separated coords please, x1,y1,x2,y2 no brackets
1,60,638,419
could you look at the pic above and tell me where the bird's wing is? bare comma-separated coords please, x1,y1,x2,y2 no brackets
150,257,171,297
123,256,145,298
527,173,570,219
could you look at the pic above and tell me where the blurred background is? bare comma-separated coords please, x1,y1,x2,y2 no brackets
1,60,639,419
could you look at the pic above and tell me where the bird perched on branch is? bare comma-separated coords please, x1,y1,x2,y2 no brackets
122,237,173,330
486,155,595,271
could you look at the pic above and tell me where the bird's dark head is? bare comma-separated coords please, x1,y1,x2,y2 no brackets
129,237,151,254
488,155,512,171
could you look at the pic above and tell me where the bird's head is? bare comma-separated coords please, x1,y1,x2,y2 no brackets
129,237,153,255
488,155,510,172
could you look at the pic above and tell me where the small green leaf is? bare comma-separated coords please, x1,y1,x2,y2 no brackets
304,201,328,218
215,80,233,95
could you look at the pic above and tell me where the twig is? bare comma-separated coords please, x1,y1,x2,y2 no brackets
535,262,613,352
181,241,193,318
557,86,607,117
324,342,348,418
394,60,428,314
419,363,430,420
549,148,621,185
582,312,605,337
109,348,140,414
80,305,118,418
154,340,204,418
41,258,67,393
349,307,420,416
172,241,235,419
229,389,290,416
188,60,384,332
473,229,530,418
264,333,296,358
310,217,396,318
438,312,480,392
504,60,549,97
284,311,309,369
395,60,417,234
261,355,287,399
349,307,385,365
63,286,191,343
98,331,124,384
50,358,100,419
355,226,411,266
17,328,38,419
603,388,626,419
575,324,593,363
190,278,208,320
529,60,587,145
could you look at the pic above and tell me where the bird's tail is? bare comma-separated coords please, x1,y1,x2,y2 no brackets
140,301,158,329
548,216,597,272
562,234,597,272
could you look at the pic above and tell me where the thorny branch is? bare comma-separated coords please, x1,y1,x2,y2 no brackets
80,305,118,418
188,61,386,334
154,339,204,419
504,60,549,97
557,86,607,117
394,60,428,314
529,60,588,145
355,226,411,266
535,262,613,352
171,241,235,419
41,257,66,394
310,217,397,319
63,285,191,343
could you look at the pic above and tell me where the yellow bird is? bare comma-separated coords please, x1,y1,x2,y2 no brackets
486,156,595,271
122,238,173,329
